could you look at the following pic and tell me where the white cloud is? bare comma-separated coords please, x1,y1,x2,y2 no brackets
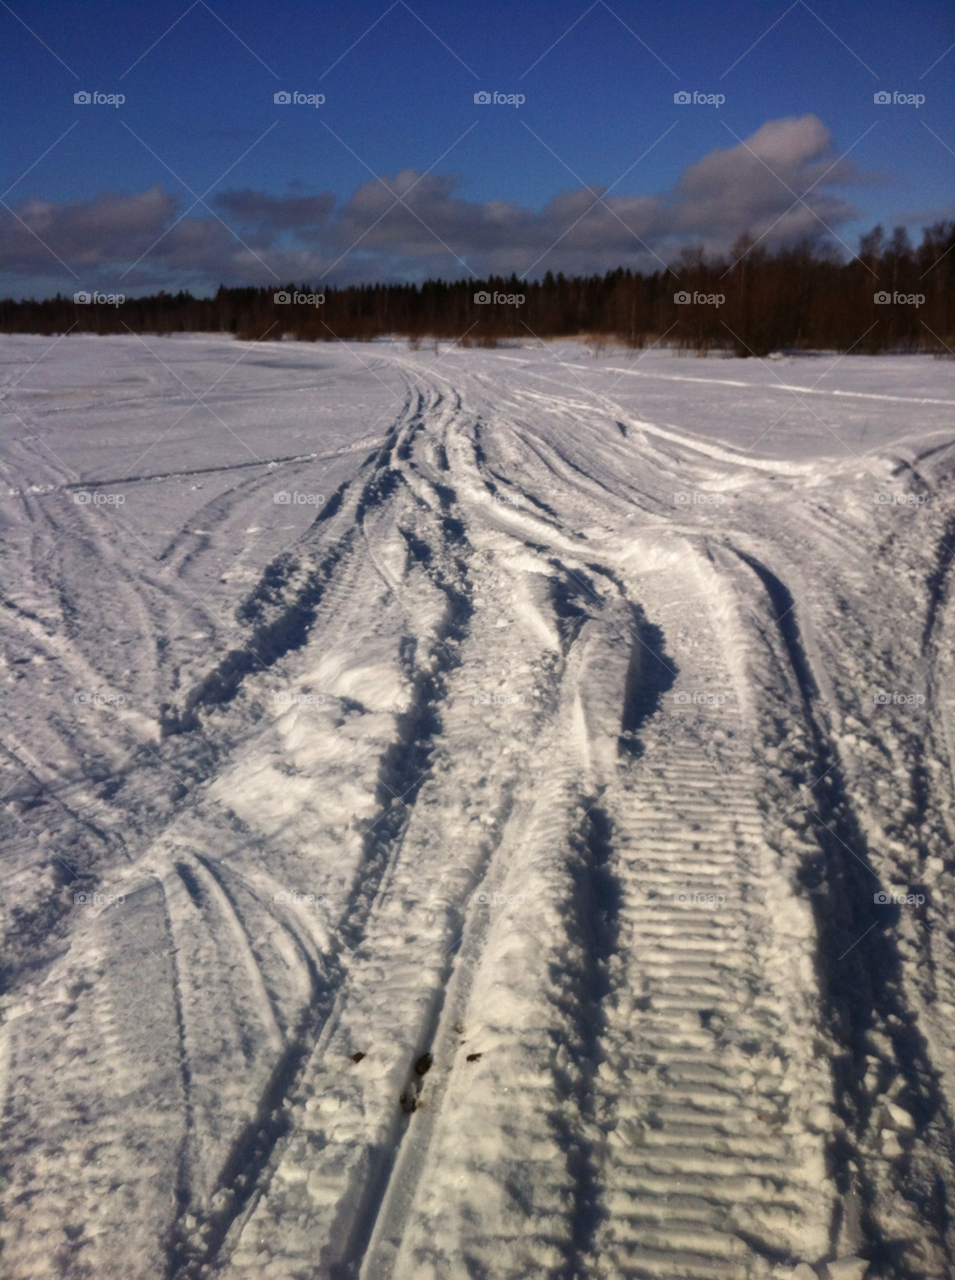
0,117,862,294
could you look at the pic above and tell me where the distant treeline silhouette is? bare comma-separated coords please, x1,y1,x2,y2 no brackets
1,222,952,356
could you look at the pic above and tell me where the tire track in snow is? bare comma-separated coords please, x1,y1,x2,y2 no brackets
362,631,622,1278
214,381,639,1280
735,548,955,1277
168,379,486,1277
410,385,851,1277
582,547,836,1280
348,410,685,1279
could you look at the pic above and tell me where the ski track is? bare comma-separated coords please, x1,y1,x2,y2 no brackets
1,337,954,1280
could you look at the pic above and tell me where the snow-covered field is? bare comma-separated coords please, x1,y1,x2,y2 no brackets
2,333,955,1280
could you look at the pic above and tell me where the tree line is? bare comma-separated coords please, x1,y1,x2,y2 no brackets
1,222,952,356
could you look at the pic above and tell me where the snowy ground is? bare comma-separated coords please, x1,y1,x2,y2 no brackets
2,333,955,1280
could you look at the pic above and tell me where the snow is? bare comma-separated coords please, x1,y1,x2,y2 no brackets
2,333,954,1279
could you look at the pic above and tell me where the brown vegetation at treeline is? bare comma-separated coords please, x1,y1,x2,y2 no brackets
1,223,952,356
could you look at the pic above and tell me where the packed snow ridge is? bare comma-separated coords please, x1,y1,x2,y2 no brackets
2,334,955,1280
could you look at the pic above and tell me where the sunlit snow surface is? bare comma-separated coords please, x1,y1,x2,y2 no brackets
2,334,955,1280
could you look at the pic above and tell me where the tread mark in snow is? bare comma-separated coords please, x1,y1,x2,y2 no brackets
737,548,955,1276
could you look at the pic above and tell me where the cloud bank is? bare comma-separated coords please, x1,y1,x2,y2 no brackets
1,116,862,296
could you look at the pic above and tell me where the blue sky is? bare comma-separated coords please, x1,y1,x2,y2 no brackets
1,0,952,298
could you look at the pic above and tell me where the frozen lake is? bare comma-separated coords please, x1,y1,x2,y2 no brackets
2,334,954,1280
